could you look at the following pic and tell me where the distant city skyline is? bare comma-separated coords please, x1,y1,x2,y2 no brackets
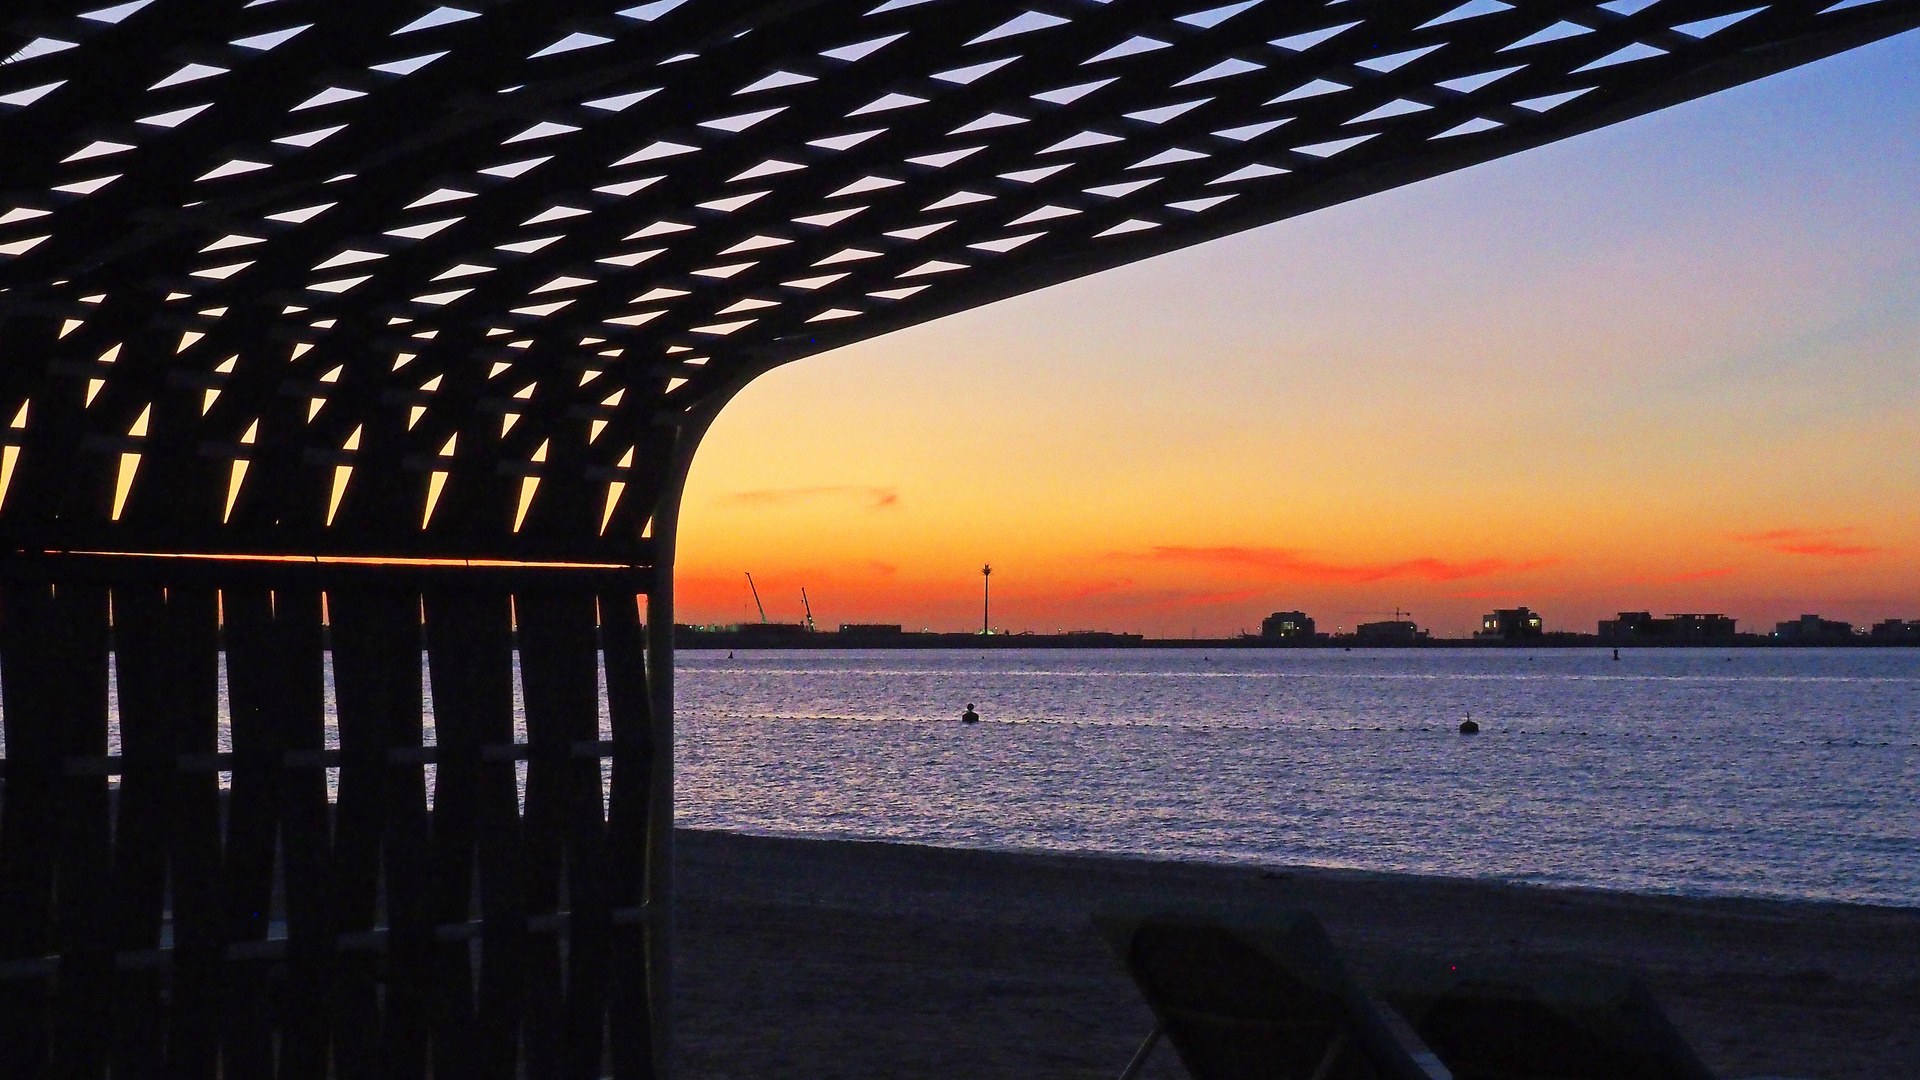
676,36,1920,637
680,601,1911,642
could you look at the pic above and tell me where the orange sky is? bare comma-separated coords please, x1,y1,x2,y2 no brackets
675,40,1920,638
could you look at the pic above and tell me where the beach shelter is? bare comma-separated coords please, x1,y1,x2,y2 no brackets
1,1,1914,1075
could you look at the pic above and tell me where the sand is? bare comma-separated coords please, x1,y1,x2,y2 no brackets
672,830,1920,1080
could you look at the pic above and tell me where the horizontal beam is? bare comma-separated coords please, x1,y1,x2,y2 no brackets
0,548,653,590
0,523,654,567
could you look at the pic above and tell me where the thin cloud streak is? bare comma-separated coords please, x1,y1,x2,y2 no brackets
724,485,900,510
1601,567,1738,588
1117,546,1559,584
1115,588,1267,614
1043,582,1266,614
1655,567,1738,582
1730,528,1880,558
1440,587,1564,600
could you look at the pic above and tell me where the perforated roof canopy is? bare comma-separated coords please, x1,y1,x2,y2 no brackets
2,0,1913,562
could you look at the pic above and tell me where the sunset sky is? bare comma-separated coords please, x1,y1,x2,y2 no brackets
675,35,1920,639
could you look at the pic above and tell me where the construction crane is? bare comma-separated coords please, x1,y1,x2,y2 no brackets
744,572,768,623
800,588,817,633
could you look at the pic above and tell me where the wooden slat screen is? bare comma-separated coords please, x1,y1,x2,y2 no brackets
0,571,659,1080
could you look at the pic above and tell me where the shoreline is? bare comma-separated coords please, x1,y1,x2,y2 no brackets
676,636,1920,650
684,825,1920,914
675,828,1920,1079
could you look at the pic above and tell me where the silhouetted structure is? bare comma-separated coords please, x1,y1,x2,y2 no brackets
1261,611,1315,640
2,0,1915,1075
732,621,812,639
1774,614,1856,642
1871,619,1920,642
1356,620,1428,645
1598,611,1738,642
1477,607,1544,640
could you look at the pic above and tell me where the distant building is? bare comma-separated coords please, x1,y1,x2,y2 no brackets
1597,612,1656,640
1261,611,1316,639
674,622,812,645
1869,619,1920,642
1476,608,1544,640
1597,612,1737,641
838,623,903,636
1665,613,1737,640
732,622,812,638
1356,620,1426,644
1774,614,1855,642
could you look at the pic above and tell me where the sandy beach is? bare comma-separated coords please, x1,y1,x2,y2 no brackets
674,829,1920,1080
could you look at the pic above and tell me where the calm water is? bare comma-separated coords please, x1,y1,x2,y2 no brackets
676,648,1920,907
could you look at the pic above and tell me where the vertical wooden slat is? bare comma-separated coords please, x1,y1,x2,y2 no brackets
382,592,437,1080
0,582,54,1074
263,587,332,1080
646,570,677,1080
46,584,112,1080
222,590,280,939
119,584,222,1079
328,587,429,1080
423,587,521,1080
0,582,111,1075
171,586,225,1080
106,585,172,1076
218,590,274,1080
422,587,480,1080
518,589,607,1080
325,588,386,1080
599,590,653,1080
512,593,567,1080
221,587,289,1079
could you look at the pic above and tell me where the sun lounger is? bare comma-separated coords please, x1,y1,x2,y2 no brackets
1377,959,1716,1080
1098,909,1723,1080
1094,909,1451,1080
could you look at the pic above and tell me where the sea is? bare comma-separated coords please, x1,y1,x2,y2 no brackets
14,646,1912,908
675,647,1920,908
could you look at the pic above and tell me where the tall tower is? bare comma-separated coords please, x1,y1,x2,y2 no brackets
982,564,992,636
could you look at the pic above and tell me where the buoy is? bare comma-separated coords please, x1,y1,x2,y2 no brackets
1459,719,1480,735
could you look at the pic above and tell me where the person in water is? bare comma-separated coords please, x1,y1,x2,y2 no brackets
961,703,979,724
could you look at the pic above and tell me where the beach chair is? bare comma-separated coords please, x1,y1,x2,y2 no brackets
1094,909,1451,1080
1099,909,1723,1080
1377,959,1716,1080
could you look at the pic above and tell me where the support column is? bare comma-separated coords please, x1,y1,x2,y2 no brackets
643,546,674,1080
637,402,718,1080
